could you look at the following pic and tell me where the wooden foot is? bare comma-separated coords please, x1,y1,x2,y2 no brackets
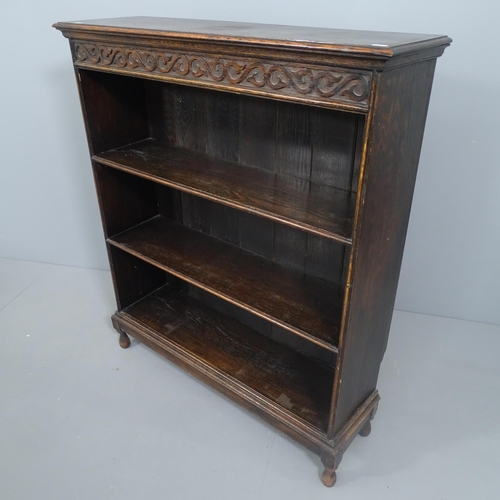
320,452,339,487
119,330,131,349
321,467,337,487
359,420,371,437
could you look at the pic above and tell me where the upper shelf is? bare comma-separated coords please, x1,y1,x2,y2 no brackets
93,139,355,245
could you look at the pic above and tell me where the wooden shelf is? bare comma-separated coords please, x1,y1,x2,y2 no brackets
108,216,343,352
120,284,334,430
93,139,355,245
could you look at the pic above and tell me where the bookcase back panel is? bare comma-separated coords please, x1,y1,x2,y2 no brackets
146,81,362,193
186,284,336,366
157,187,347,287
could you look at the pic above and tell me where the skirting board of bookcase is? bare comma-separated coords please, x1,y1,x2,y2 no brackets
111,310,380,483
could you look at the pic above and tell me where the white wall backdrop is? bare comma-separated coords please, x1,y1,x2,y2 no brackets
1,1,499,325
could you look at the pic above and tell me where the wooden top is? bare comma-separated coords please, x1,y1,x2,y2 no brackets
53,17,451,59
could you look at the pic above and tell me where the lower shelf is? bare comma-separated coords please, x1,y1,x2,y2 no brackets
117,284,334,431
108,215,343,352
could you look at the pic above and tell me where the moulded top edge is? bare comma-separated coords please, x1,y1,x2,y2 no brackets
53,17,452,59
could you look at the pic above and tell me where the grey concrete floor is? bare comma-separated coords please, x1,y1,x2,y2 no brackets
1,257,499,499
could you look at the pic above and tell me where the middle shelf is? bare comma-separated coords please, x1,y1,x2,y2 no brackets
108,215,343,353
93,139,356,244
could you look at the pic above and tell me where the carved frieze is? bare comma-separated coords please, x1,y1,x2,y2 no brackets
74,42,371,109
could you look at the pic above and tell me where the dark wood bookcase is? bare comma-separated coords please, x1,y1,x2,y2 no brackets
54,17,450,486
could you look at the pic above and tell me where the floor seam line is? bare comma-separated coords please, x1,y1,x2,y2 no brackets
394,308,500,328
258,434,276,500
0,265,54,313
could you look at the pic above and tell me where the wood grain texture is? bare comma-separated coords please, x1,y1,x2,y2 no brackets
330,59,438,436
146,81,361,191
77,69,149,155
121,284,334,429
238,211,274,259
276,102,312,180
273,224,307,273
93,139,355,244
238,95,277,171
92,163,157,238
55,17,451,59
108,245,166,310
108,216,343,352
206,91,240,162
311,109,359,191
71,41,372,112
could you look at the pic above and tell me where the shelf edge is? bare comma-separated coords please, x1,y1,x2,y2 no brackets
114,311,330,441
93,155,353,246
112,310,379,456
108,237,340,354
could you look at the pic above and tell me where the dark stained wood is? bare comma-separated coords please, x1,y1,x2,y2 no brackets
170,85,208,153
330,59,439,436
171,85,207,152
114,310,380,463
320,453,337,487
238,95,277,171
92,163,157,238
194,283,334,366
179,192,212,235
55,17,451,60
108,245,166,310
208,202,240,246
238,212,274,259
56,16,450,487
269,324,336,366
93,139,355,244
108,216,343,352
311,109,359,191
206,91,240,162
77,70,149,155
350,118,365,193
273,224,307,273
305,234,344,286
121,284,334,430
119,330,131,349
156,185,183,223
276,102,312,180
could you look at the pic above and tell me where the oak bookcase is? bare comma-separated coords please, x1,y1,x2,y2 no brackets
54,17,450,486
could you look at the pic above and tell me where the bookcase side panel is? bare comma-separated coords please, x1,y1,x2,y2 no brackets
108,246,167,311
75,67,150,155
330,59,438,436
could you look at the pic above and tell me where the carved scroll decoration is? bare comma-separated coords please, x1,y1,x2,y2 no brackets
74,42,371,107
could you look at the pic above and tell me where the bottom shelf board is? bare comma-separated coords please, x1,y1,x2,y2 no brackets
120,285,334,431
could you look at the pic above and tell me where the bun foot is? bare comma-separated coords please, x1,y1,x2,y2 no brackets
359,421,371,437
320,453,339,487
119,331,131,349
321,467,337,487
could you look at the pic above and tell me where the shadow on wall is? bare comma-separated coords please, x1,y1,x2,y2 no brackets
43,58,110,270
396,70,500,326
